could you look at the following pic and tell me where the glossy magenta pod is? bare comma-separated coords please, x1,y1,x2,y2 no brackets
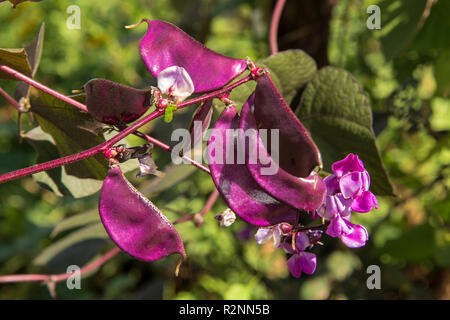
99,166,185,264
139,20,247,93
84,79,151,125
207,105,298,226
239,75,326,211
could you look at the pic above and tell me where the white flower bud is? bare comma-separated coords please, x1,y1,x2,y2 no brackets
157,66,194,102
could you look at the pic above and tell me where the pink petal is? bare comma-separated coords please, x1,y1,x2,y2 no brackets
340,172,363,199
351,190,378,213
287,254,302,278
331,153,365,177
299,252,317,275
340,224,369,248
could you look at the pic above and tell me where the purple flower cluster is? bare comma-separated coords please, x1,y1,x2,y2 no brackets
317,154,377,248
255,154,378,278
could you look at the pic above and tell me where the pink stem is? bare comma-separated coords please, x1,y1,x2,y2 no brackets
0,86,23,112
131,130,210,174
0,109,164,184
0,65,88,113
269,0,287,55
200,188,220,216
0,247,120,284
0,73,254,184
177,75,253,109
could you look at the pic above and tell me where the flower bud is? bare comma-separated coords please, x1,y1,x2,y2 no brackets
214,208,236,227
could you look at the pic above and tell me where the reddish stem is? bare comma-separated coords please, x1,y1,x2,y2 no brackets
130,130,210,174
0,86,23,112
0,66,253,184
200,188,220,216
269,0,287,55
0,65,88,113
0,247,120,284
0,109,164,184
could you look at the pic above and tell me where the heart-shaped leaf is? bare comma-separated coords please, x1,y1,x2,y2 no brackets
139,20,247,93
84,79,152,125
207,105,298,226
99,165,185,264
296,66,394,195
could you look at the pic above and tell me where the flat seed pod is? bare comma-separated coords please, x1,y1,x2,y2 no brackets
240,85,326,211
139,20,247,93
207,105,297,226
84,79,151,125
99,166,185,264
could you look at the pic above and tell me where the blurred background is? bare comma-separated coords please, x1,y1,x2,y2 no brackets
0,0,449,299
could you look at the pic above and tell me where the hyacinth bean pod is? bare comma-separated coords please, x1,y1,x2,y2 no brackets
207,105,298,226
239,75,326,211
139,20,247,93
84,79,152,125
99,166,185,268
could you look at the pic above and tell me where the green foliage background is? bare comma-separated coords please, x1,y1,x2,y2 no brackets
0,0,449,299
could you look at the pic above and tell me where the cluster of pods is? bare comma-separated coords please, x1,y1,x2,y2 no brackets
90,20,376,277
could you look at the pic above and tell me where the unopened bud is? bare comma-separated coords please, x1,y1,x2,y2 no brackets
280,222,293,235
214,208,236,227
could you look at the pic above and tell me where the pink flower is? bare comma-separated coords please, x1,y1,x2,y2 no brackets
280,233,317,278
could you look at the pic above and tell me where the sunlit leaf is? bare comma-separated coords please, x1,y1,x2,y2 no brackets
296,66,394,195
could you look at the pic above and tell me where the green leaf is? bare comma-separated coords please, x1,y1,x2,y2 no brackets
382,223,435,262
0,48,32,80
33,222,109,267
378,0,429,60
229,49,317,108
30,91,109,180
24,126,105,198
14,22,45,101
51,210,101,238
0,0,43,8
164,104,178,123
260,49,317,105
296,66,394,195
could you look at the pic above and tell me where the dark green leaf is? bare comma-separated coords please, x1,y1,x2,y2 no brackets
296,66,394,195
0,48,32,80
14,22,45,101
24,126,104,198
230,49,317,108
378,0,429,60
30,91,109,180
33,222,109,267
51,209,101,238
382,223,435,262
